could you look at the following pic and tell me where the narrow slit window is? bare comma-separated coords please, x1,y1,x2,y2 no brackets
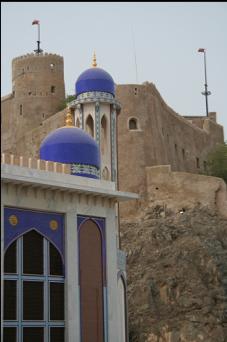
196,157,200,168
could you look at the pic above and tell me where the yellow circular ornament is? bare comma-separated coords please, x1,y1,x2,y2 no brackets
49,220,58,231
9,215,18,226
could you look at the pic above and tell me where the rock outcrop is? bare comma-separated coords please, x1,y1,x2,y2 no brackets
121,206,227,342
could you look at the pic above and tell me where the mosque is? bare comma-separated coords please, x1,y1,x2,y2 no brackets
1,54,138,342
1,32,225,342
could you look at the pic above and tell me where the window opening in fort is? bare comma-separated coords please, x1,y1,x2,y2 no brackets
51,86,55,94
19,104,23,115
28,91,32,96
101,115,107,155
86,115,94,137
50,63,55,70
196,157,200,169
76,117,80,128
129,118,138,130
3,230,65,342
134,87,138,95
182,148,185,159
203,160,207,171
175,144,178,153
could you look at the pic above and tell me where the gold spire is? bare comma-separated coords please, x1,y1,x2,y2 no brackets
65,108,73,127
92,51,97,67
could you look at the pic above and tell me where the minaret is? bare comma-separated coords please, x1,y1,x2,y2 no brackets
70,54,121,185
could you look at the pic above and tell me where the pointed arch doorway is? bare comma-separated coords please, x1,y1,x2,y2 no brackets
79,219,105,342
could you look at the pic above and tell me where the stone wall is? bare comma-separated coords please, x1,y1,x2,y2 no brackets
116,83,224,198
119,165,227,221
3,108,67,157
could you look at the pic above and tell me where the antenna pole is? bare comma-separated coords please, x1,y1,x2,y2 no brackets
198,48,211,117
131,26,138,84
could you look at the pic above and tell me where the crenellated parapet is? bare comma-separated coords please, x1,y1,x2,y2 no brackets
1,153,71,174
12,52,63,63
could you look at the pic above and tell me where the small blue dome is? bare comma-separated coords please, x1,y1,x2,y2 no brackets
40,127,100,179
75,67,115,96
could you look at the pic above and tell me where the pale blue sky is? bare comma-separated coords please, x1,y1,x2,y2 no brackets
1,2,227,138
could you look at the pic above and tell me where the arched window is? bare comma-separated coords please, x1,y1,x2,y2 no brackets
51,86,55,94
3,230,65,342
102,166,110,180
76,117,80,128
86,115,94,137
101,115,107,155
129,118,138,130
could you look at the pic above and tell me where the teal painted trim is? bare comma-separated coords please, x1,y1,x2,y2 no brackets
111,109,116,182
80,105,84,130
95,102,100,146
103,286,109,342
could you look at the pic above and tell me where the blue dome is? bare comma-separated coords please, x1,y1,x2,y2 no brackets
75,67,115,96
40,127,100,179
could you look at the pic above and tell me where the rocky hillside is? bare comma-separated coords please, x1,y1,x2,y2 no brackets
121,205,227,342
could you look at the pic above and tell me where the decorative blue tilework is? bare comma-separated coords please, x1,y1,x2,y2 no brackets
4,207,64,260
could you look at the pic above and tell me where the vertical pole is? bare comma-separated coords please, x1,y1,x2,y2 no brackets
37,23,40,53
203,50,209,116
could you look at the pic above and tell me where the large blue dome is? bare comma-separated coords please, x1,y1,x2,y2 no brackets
40,127,100,179
75,67,115,96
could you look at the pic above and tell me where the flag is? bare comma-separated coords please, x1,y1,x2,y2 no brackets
32,19,39,25
198,48,205,52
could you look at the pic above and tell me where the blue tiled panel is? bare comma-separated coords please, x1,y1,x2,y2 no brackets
4,207,64,260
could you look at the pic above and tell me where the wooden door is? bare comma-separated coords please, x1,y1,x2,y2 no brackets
79,220,104,342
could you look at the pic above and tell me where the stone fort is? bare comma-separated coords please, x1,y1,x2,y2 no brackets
2,50,227,342
1,51,225,218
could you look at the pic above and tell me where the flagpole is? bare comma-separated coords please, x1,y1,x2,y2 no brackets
203,50,209,117
33,20,43,54
37,22,43,53
37,23,40,52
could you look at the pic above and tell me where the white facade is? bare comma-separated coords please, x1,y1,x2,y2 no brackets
71,92,121,183
1,162,138,342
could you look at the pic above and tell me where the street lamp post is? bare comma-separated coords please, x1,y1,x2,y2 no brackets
198,48,211,117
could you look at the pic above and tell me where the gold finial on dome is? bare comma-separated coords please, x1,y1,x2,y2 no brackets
92,51,97,67
65,108,73,127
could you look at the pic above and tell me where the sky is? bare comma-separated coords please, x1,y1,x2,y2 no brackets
1,2,227,139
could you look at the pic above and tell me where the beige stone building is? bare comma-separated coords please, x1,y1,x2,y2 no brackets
1,51,224,216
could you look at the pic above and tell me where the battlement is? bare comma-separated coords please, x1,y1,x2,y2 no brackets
12,52,63,63
1,153,71,174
